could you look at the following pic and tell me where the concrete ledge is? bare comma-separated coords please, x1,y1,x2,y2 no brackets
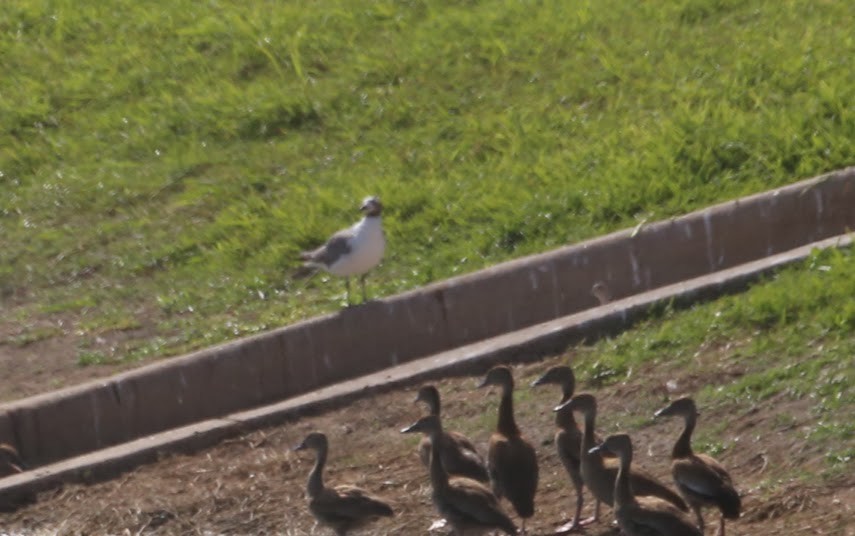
0,232,850,507
0,167,853,474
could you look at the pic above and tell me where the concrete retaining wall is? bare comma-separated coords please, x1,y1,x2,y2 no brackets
1,167,853,468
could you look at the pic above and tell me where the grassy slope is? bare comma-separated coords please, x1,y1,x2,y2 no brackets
1,1,854,365
578,246,855,475
0,248,852,533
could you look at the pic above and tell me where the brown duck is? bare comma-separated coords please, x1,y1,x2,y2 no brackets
402,415,518,535
414,385,489,483
478,365,538,533
294,432,393,535
655,397,741,536
531,365,595,532
554,394,687,524
590,434,701,536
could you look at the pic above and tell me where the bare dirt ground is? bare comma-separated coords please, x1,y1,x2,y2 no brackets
1,352,852,536
0,315,146,402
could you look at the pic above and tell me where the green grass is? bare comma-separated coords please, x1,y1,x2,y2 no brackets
573,246,854,474
1,0,854,366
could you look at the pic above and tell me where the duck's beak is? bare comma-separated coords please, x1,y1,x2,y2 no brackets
554,398,573,412
400,422,420,434
293,442,307,452
530,375,546,387
588,444,604,455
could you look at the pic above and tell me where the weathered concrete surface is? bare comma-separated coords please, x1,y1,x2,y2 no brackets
0,167,853,476
0,232,850,507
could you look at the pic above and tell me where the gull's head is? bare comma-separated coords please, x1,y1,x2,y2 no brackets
360,196,383,217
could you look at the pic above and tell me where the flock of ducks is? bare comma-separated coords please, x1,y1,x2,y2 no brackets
292,365,741,536
0,366,741,534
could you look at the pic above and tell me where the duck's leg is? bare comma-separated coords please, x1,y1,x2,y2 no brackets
360,273,368,302
716,515,726,536
555,485,588,533
576,498,600,525
693,506,705,533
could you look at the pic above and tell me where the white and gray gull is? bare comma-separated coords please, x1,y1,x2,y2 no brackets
297,196,385,305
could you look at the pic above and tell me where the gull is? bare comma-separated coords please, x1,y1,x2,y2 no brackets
296,196,385,305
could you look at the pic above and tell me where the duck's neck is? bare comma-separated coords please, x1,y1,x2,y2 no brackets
614,450,638,509
581,409,597,450
555,390,578,430
672,413,696,459
427,394,440,417
306,447,327,497
497,385,520,437
427,430,449,492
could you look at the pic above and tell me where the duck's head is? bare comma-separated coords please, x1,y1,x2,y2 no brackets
401,414,441,436
414,385,441,414
554,393,597,416
531,365,575,395
477,365,514,391
589,433,632,458
360,196,383,217
294,432,328,453
654,397,699,420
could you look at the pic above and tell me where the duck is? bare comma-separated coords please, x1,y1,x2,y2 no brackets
531,365,593,532
654,397,741,536
296,196,385,305
590,434,701,536
478,365,538,533
0,443,26,478
414,385,489,483
554,394,688,524
293,432,394,535
402,415,518,535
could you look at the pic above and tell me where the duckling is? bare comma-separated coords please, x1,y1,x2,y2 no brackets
414,385,489,483
478,365,538,533
655,397,741,536
402,415,518,535
293,432,393,535
590,434,701,536
554,394,687,524
531,365,593,532
0,443,26,478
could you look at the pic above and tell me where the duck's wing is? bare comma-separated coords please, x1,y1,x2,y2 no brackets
626,499,701,536
447,430,479,454
446,478,518,533
629,463,688,511
675,456,740,517
441,432,489,482
695,452,735,485
325,485,394,519
490,436,538,518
